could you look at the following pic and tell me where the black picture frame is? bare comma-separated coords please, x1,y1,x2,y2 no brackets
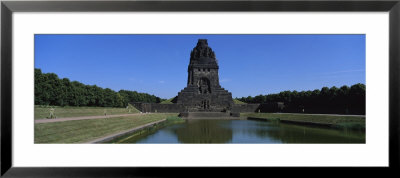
1,0,399,177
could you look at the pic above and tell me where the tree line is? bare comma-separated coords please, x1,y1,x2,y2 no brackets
236,83,366,114
35,68,163,107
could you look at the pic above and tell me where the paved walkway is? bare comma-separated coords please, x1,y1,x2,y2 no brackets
86,119,166,143
35,113,147,124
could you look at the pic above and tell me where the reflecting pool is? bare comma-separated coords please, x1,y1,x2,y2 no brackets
110,119,365,143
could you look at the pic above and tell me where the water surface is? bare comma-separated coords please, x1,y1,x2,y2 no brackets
111,119,365,143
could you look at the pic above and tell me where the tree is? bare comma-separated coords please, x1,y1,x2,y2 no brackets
34,68,164,108
235,84,365,114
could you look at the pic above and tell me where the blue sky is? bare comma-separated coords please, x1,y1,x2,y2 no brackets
35,34,365,99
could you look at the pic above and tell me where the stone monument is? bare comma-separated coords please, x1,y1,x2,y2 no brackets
177,39,234,114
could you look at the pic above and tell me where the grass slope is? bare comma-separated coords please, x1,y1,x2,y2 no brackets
160,97,177,104
233,99,246,104
241,113,365,130
35,113,178,143
160,99,173,104
35,105,140,119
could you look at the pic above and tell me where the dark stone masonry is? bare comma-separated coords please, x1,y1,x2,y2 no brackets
176,39,234,113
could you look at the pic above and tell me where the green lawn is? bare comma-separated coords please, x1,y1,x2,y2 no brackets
35,105,140,119
241,113,365,130
35,113,179,143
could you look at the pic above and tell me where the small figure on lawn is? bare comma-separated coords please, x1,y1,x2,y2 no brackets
47,107,56,119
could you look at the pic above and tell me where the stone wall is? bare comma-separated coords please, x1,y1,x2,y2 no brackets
131,102,184,113
259,102,285,112
132,102,284,113
232,102,285,113
151,104,185,113
232,104,260,113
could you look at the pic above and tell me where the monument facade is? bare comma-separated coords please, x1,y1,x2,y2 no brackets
131,39,280,116
176,39,234,112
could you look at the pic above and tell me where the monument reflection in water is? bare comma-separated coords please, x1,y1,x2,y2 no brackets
111,119,365,143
